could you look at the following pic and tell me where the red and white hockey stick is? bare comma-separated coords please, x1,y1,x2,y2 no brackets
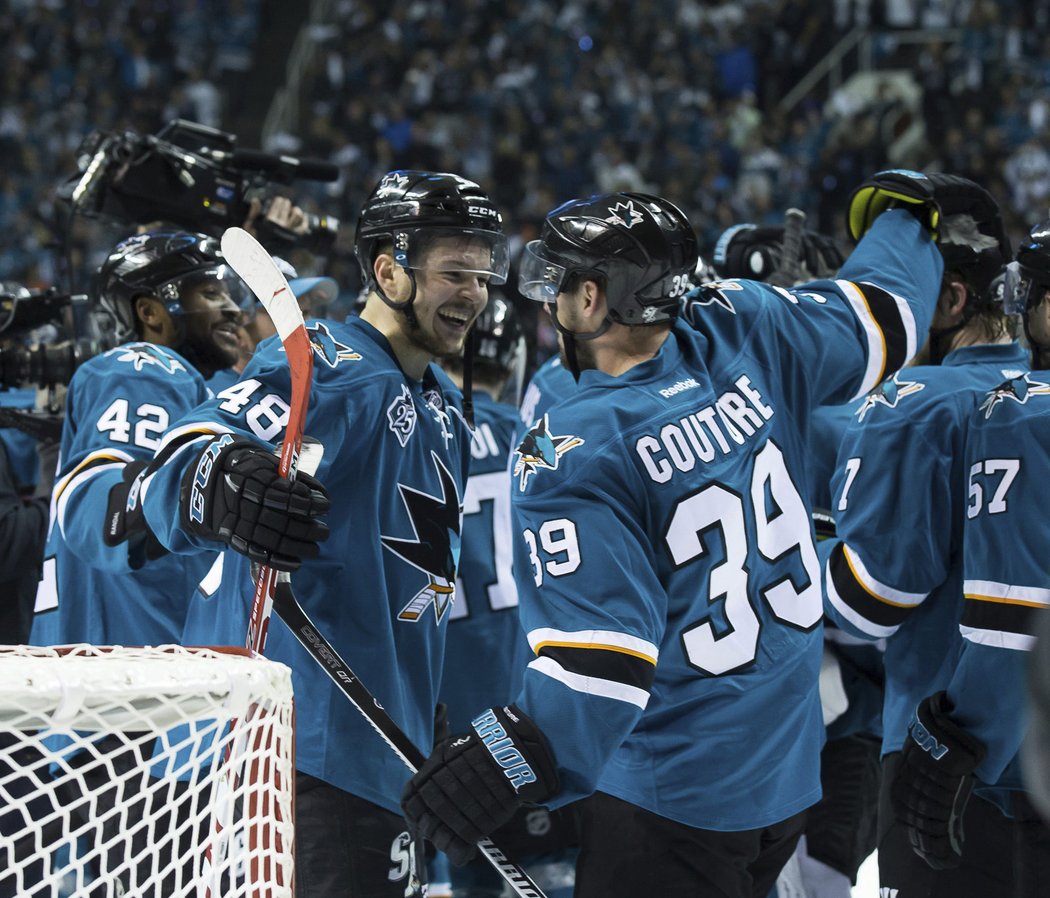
221,228,547,898
220,226,315,655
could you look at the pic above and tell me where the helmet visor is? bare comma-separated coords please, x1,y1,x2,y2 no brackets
518,240,568,302
1003,260,1033,316
394,227,509,285
159,265,252,315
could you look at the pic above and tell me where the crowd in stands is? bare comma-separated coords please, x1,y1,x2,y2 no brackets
4,0,1050,358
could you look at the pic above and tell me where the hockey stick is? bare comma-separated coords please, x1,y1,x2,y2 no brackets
220,226,315,655
221,230,547,898
270,580,549,898
768,207,807,288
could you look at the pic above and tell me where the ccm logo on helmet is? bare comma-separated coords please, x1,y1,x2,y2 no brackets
468,205,499,217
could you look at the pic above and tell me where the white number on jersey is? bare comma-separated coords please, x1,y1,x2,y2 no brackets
452,470,519,620
669,440,822,676
96,399,170,450
967,457,1020,519
216,379,291,442
521,518,581,588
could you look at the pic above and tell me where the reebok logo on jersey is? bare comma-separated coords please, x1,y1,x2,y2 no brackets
513,414,584,490
659,378,700,398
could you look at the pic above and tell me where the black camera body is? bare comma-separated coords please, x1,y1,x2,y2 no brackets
0,288,116,390
61,119,340,254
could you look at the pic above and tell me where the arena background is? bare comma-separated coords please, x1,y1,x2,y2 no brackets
3,0,1048,376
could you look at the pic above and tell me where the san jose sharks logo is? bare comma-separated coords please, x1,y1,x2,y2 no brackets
513,414,585,491
111,344,186,374
683,284,737,315
306,322,361,368
382,452,463,624
855,372,925,422
979,373,1050,419
605,200,644,229
375,172,411,197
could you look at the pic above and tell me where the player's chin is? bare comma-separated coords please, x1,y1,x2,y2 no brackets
210,336,242,368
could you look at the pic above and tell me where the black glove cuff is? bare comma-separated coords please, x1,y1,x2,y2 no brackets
104,459,151,547
910,692,986,775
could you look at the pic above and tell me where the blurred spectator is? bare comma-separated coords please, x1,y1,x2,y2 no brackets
6,0,1050,371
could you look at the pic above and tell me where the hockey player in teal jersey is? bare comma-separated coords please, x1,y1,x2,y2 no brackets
820,174,1030,896
140,171,509,898
23,230,248,895
889,223,1050,894
401,173,964,897
30,230,246,648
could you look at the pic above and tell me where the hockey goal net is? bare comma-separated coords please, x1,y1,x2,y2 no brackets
0,644,295,898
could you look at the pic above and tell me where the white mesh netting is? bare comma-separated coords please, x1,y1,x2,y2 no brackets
0,644,295,898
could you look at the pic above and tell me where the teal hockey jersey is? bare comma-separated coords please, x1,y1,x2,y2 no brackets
30,342,215,647
142,316,472,815
949,373,1050,798
822,341,1030,757
510,209,942,830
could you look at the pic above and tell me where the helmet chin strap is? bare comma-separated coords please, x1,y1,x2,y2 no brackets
375,268,419,316
462,325,476,428
375,267,478,424
547,301,611,380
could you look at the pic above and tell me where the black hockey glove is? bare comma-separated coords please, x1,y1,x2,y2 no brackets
180,435,330,572
847,170,1000,246
713,223,844,284
104,459,168,568
890,691,987,870
401,704,560,866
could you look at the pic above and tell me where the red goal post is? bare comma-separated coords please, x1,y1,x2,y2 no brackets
0,644,295,897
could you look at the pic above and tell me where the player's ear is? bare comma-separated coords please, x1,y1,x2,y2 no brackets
374,252,407,302
937,275,968,318
580,278,607,322
134,295,168,335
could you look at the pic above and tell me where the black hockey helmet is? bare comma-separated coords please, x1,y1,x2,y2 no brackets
936,183,1012,306
96,229,247,341
1004,220,1050,316
473,293,525,370
354,170,509,300
518,192,699,326
473,292,527,401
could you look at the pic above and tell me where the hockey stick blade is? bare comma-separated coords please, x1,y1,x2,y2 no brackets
220,225,315,654
221,226,302,342
271,580,549,898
